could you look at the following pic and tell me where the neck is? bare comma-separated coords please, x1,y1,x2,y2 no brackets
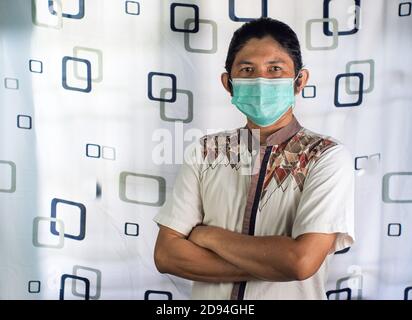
247,109,294,145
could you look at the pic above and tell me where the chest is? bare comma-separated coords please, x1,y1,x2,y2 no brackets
199,154,304,236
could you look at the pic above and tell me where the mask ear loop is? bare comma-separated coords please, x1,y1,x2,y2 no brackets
291,66,305,111
293,65,305,83
293,66,306,96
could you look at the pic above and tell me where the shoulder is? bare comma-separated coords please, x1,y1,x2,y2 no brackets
295,127,352,172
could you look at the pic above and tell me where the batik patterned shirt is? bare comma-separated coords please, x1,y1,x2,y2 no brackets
154,115,355,300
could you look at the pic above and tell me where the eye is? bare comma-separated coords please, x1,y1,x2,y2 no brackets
240,67,253,73
268,66,282,72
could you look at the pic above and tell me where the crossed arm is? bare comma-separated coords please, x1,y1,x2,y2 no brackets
154,224,337,283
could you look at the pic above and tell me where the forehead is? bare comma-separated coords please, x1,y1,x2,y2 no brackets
233,36,293,65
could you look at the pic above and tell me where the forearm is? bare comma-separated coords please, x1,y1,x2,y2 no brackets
155,236,256,283
201,228,301,281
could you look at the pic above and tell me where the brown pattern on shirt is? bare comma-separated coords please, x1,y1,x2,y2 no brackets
200,128,244,170
261,130,338,200
199,127,338,196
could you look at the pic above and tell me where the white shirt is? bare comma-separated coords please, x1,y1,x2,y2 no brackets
154,116,355,300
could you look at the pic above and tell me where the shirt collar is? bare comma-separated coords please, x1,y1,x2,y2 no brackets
245,115,303,147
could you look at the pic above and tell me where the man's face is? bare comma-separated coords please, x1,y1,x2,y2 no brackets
231,36,296,80
221,36,308,96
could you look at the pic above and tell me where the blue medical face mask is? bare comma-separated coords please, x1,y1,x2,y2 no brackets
230,76,299,127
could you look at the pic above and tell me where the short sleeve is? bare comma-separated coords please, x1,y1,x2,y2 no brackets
153,142,204,236
292,144,355,253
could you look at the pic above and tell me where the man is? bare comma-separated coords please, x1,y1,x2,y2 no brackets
153,18,354,300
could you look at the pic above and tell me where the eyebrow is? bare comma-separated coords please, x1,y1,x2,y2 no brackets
236,59,286,66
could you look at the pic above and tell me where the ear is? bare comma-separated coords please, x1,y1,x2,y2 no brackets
294,69,309,95
221,72,233,96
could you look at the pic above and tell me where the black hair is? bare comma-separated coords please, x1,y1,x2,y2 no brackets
225,17,303,81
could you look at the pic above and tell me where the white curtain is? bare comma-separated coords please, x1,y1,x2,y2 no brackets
0,0,411,299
